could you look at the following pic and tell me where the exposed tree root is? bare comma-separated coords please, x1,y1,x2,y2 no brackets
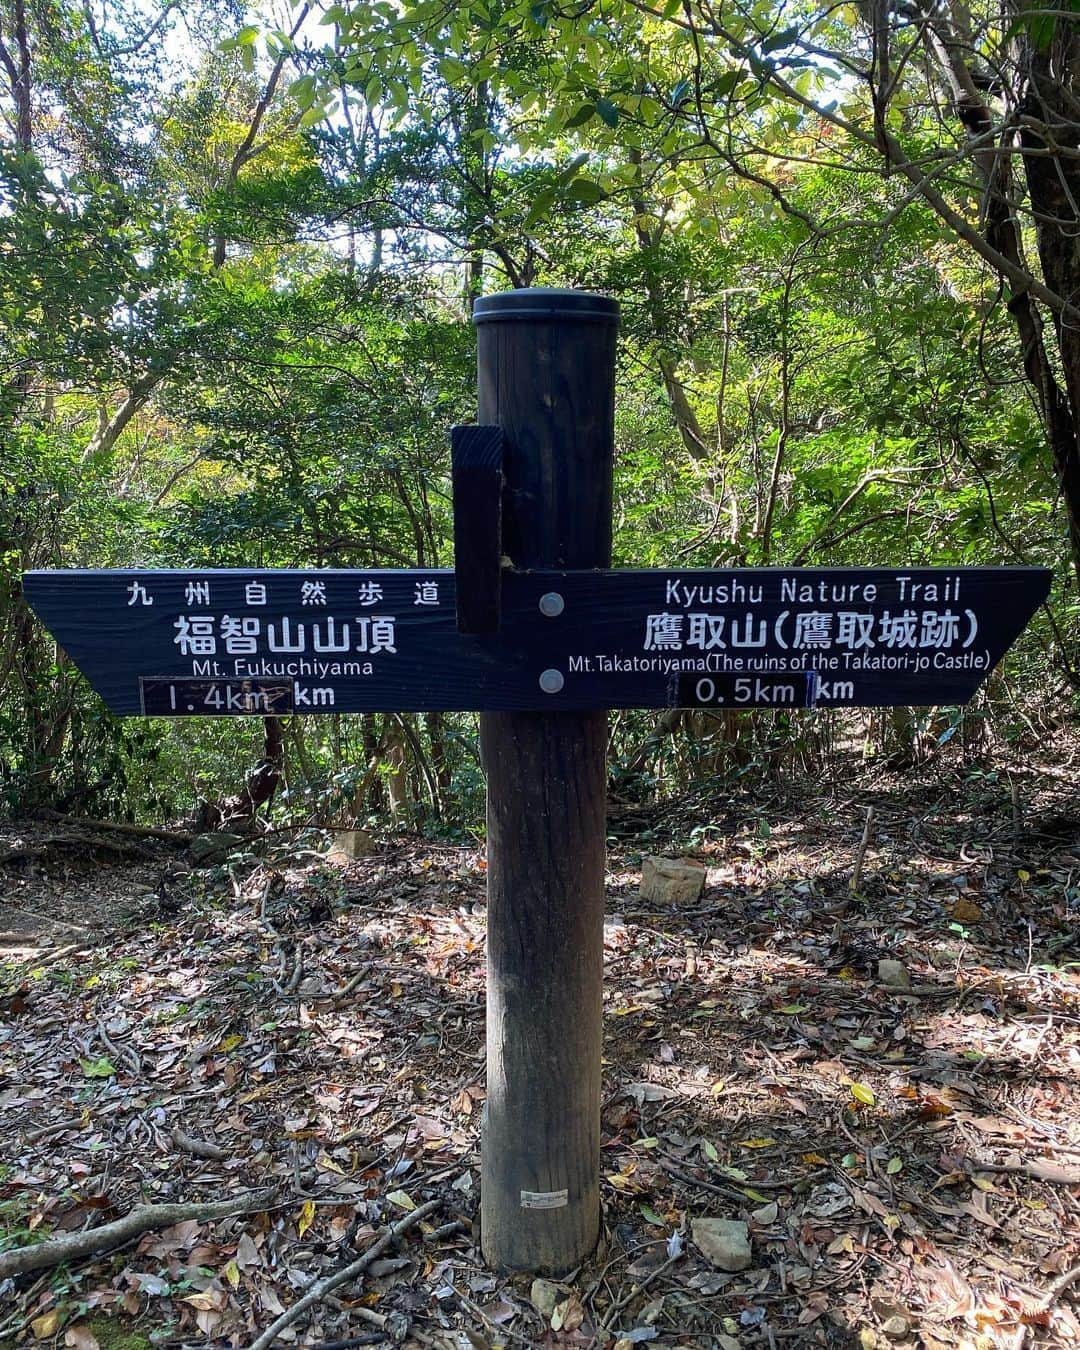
0,1188,276,1280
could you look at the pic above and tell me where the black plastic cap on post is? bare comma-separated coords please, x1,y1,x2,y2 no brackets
472,288,619,326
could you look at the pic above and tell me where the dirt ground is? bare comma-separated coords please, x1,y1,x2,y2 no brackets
1,750,1078,1349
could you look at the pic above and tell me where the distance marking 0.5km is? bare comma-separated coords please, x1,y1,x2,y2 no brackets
673,671,859,709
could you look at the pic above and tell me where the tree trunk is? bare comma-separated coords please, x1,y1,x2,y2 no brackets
1020,36,1080,590
383,716,407,814
426,712,453,792
199,717,284,830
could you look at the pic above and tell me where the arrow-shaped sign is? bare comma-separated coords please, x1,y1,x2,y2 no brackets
23,566,1050,714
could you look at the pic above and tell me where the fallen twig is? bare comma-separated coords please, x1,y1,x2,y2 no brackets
0,1188,275,1280
0,900,88,934
7,941,90,976
973,1158,1080,1185
8,830,156,860
658,1159,748,1204
850,805,875,892
271,941,304,996
96,1017,142,1076
247,1197,442,1350
23,1117,85,1144
305,1337,385,1349
0,844,45,865
171,1127,228,1162
1007,1264,1080,1350
1044,1265,1080,1309
423,1219,468,1242
36,809,193,843
592,1250,683,1344
325,971,365,1001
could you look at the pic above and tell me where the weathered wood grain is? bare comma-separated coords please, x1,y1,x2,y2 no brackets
475,288,618,1273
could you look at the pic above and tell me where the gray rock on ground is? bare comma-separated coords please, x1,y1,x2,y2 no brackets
327,828,375,861
877,958,911,989
691,1217,753,1271
529,1278,562,1317
640,855,706,905
189,832,245,866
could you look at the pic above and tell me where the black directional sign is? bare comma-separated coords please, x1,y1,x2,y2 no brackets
23,566,1050,714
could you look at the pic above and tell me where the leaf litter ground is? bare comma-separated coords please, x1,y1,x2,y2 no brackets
1,753,1078,1349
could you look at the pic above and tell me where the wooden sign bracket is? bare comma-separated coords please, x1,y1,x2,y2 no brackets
451,424,504,634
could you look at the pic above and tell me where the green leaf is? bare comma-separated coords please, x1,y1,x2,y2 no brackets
1004,8,1057,48
595,97,619,128
565,178,606,204
557,153,590,184
713,69,741,98
289,76,316,107
564,103,597,128
523,188,556,227
81,1056,116,1078
1030,10,1058,49
762,25,799,53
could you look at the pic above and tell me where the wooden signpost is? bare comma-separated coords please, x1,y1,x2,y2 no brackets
24,288,1052,1277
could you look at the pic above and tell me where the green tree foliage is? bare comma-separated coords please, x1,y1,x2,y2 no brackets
324,0,1080,588
0,0,1075,824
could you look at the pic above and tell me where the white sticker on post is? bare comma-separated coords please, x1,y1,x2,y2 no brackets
520,1188,569,1210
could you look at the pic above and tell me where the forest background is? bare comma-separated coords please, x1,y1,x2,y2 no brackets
3,0,1080,833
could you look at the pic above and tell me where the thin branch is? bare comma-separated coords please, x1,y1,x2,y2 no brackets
248,1198,442,1350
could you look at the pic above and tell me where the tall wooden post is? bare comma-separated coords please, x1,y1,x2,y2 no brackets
476,288,619,1273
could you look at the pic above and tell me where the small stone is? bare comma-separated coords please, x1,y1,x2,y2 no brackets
882,1315,909,1340
877,958,911,989
640,856,706,906
189,832,245,866
806,1182,854,1218
297,975,329,1000
529,1278,561,1318
952,897,984,923
691,1217,752,1271
327,829,374,861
